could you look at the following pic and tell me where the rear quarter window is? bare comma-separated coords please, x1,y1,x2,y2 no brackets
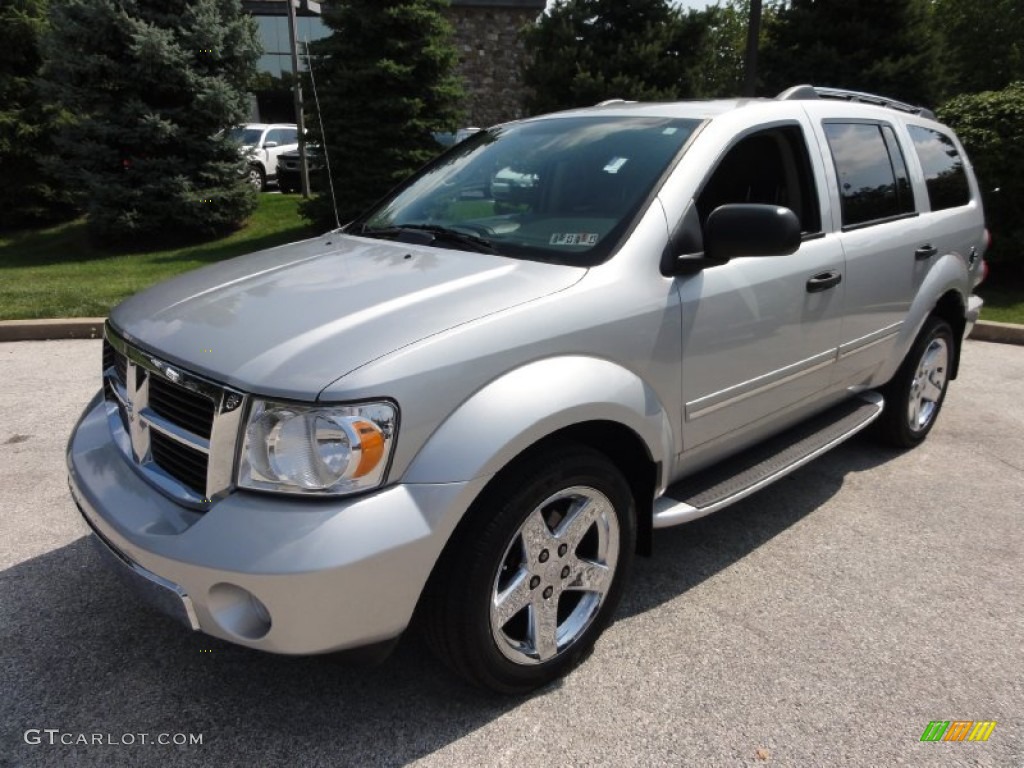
907,125,971,211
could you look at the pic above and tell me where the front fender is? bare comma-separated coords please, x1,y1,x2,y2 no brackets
403,356,674,484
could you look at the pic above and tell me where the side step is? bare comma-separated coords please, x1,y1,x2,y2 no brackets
653,392,884,529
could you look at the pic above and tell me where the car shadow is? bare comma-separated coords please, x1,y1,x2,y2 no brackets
1,435,902,767
619,434,903,619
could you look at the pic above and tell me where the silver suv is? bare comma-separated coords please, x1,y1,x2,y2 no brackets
68,86,987,693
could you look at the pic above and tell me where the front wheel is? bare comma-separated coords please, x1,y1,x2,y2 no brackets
246,164,265,191
421,444,636,693
875,316,954,448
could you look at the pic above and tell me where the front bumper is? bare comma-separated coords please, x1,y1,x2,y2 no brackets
965,294,984,339
67,391,487,654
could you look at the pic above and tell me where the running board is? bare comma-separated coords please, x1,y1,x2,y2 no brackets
653,392,884,529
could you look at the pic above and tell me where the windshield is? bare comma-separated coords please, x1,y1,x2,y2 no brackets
227,127,264,147
351,115,700,265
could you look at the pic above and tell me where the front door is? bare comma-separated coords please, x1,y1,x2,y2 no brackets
676,123,846,449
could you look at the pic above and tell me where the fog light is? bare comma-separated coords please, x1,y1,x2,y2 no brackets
208,583,272,640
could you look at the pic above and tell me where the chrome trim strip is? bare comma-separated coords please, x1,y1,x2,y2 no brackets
139,407,211,454
837,321,903,360
656,392,885,528
685,349,836,421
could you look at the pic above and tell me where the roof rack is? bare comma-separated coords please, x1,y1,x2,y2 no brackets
594,99,637,107
776,84,936,120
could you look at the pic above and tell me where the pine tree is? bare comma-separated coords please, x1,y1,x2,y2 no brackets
0,0,76,229
302,0,464,227
759,0,940,107
523,0,722,114
43,0,261,243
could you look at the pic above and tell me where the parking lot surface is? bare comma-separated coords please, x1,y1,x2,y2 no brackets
1,338,1021,767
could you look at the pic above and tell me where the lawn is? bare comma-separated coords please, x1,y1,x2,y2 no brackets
977,282,1024,325
2,199,1022,325
0,195,319,320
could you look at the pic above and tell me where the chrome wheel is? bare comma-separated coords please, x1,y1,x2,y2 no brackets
907,337,949,432
490,486,620,666
247,166,264,190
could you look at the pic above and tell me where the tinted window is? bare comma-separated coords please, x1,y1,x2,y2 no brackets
907,125,971,210
697,125,821,234
354,116,700,266
824,123,913,227
881,125,915,214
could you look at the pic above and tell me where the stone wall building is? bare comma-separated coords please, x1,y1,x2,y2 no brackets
243,0,544,128
445,0,546,127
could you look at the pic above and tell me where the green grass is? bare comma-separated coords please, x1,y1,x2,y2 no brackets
3,198,1023,326
0,195,319,320
977,283,1024,324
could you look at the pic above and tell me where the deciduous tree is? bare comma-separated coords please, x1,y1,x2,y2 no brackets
759,0,940,106
523,0,728,113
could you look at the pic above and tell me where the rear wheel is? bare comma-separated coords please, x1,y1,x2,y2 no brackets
421,444,635,693
875,316,954,448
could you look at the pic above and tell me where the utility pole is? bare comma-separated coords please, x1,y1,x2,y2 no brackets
742,0,763,97
285,0,310,197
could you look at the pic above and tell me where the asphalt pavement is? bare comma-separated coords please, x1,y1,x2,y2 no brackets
1,338,1021,767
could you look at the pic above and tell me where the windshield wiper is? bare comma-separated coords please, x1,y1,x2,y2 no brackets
358,224,497,254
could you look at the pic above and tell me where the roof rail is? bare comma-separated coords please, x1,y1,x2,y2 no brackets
776,84,935,120
594,99,636,107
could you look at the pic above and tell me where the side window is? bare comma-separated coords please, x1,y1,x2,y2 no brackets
907,125,971,211
696,125,821,235
824,122,915,228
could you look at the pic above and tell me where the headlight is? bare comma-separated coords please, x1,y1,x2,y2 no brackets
238,400,397,495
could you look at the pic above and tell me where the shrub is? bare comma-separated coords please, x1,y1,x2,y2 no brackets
939,82,1024,275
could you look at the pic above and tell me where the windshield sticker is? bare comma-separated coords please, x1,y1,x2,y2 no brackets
603,157,629,174
662,127,679,135
550,233,599,246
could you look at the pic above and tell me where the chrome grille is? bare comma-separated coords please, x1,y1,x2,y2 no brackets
150,431,208,495
102,323,246,508
148,376,214,439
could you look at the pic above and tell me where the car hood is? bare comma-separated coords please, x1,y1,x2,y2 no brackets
110,234,585,399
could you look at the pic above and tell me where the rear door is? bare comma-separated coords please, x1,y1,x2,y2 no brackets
809,111,931,385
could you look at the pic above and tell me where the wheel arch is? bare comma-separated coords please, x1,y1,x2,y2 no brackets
932,289,967,379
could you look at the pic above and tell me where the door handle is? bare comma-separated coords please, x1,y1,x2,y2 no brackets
915,244,938,260
806,270,842,293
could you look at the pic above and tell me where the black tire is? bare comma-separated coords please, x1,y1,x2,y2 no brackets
420,443,636,694
874,316,955,448
247,164,265,192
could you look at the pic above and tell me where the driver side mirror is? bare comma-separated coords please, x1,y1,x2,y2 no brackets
667,203,801,275
263,141,279,149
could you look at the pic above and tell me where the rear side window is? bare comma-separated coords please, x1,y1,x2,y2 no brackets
907,125,971,211
824,122,915,228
